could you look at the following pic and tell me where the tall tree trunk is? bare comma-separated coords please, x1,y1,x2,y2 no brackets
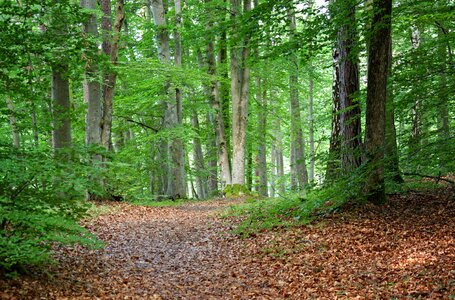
326,49,341,181
81,0,103,199
408,26,422,157
288,8,308,191
219,0,231,169
385,39,403,183
256,75,268,196
100,0,125,152
5,96,20,148
308,66,315,183
364,0,392,204
151,0,186,199
203,4,224,193
230,0,251,187
336,0,362,172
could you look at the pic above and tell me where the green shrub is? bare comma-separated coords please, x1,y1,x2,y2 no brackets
0,143,101,273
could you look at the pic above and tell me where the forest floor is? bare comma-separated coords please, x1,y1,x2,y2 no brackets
1,188,455,299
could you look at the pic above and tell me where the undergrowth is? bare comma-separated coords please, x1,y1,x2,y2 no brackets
224,173,450,237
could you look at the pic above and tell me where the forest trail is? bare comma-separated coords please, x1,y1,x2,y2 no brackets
2,189,455,299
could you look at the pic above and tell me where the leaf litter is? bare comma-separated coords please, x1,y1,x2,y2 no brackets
1,188,454,299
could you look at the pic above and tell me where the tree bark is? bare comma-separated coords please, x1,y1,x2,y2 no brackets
336,0,362,172
81,0,103,199
326,49,341,181
230,0,250,187
288,8,308,191
274,118,285,195
256,75,268,196
151,0,187,199
51,67,72,152
364,0,392,204
191,111,208,199
100,0,125,152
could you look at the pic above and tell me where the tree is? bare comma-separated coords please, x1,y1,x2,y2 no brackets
364,0,393,204
230,0,251,189
81,0,103,199
288,6,308,192
100,0,125,152
333,0,363,172
151,0,186,199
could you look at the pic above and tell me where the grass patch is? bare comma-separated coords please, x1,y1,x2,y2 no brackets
223,177,365,237
86,202,122,218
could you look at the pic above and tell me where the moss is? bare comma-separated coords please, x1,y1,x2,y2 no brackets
223,184,251,197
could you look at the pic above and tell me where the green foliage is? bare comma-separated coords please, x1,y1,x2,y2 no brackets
0,143,101,272
223,184,256,198
223,172,369,237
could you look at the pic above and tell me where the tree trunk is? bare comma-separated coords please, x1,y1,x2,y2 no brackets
5,96,20,148
364,0,392,204
81,0,103,200
408,26,422,157
336,0,362,172
151,0,186,199
100,0,125,152
385,39,403,183
326,49,341,181
230,0,250,187
288,8,308,191
203,4,224,193
51,67,72,153
274,118,285,195
191,111,208,199
256,75,268,196
207,112,219,194
308,66,315,183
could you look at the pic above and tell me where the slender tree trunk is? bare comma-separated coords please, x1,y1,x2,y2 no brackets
364,0,392,204
336,0,362,172
270,144,276,197
5,96,20,148
100,0,125,152
409,26,422,157
385,39,403,183
191,111,208,199
219,0,231,169
326,49,341,181
207,112,219,194
256,75,268,196
288,8,308,191
274,118,285,195
308,66,315,183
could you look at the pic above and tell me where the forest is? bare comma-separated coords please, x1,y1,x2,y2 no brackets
0,0,454,298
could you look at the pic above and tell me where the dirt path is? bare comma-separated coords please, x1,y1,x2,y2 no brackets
2,190,455,299
2,199,253,299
